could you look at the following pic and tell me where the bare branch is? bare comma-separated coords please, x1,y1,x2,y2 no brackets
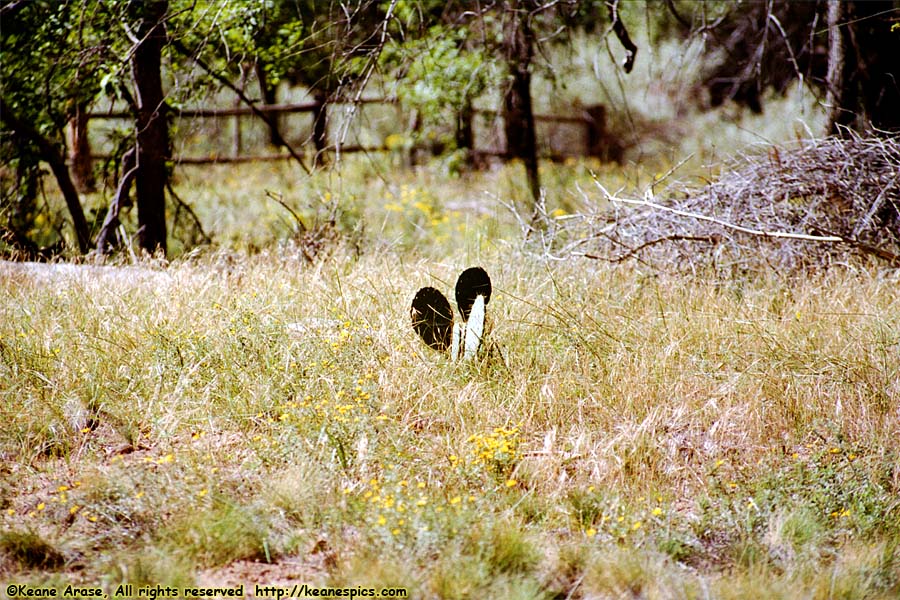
0,0,29,19
167,180,211,246
665,0,730,34
582,234,719,263
767,13,803,89
557,135,900,272
171,39,311,175
594,182,845,243
266,190,307,233
605,0,637,73
809,226,900,266
97,147,138,254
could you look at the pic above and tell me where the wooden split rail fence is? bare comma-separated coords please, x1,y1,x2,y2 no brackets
80,98,615,167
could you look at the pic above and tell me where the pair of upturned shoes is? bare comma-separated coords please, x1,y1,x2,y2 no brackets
411,267,492,361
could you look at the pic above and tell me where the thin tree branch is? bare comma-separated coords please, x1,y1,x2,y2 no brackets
0,0,29,19
665,0,730,34
0,97,92,254
767,13,803,88
581,234,718,263
97,147,138,253
166,180,211,245
171,39,311,175
809,225,900,266
336,0,398,157
266,190,307,233
606,0,637,73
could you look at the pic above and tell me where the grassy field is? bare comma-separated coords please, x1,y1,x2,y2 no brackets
2,146,899,598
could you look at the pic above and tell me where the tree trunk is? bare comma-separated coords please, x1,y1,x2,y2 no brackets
0,97,92,254
256,61,282,147
854,1,900,132
131,0,169,255
69,102,96,193
825,0,856,135
502,0,540,210
826,0,900,135
455,100,474,165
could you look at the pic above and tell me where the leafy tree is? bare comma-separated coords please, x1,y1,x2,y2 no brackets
379,22,494,161
378,0,638,218
1,0,177,256
0,0,115,255
4,0,288,256
191,0,394,162
824,0,900,134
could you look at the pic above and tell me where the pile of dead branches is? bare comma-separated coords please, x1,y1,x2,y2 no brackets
561,134,900,274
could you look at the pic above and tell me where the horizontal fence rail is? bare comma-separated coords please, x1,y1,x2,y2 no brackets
86,97,391,120
78,98,612,166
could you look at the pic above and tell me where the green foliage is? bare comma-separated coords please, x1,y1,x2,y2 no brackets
1,1,114,130
0,0,119,242
380,25,494,141
478,520,540,575
690,436,899,574
174,0,392,94
105,549,195,589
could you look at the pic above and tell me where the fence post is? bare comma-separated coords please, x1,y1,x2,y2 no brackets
584,103,622,162
233,65,247,159
312,91,327,167
584,104,606,157
232,109,242,159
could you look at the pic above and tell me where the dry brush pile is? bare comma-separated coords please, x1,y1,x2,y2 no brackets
558,134,900,274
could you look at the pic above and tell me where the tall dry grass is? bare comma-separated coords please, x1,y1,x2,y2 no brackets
2,244,897,596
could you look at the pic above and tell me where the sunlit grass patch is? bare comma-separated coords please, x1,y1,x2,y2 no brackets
160,502,272,566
